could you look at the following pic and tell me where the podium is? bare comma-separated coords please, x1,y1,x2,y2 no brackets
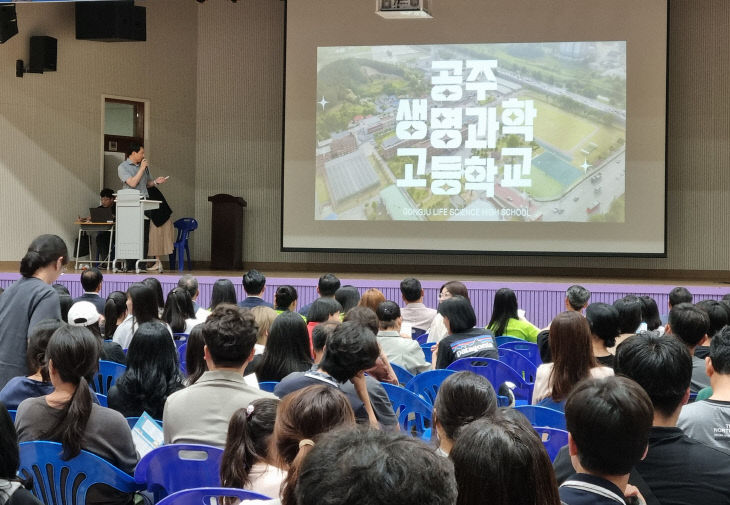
208,194,246,270
113,189,160,273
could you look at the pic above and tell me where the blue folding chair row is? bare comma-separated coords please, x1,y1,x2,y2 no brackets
178,343,187,375
380,383,433,440
405,369,455,404
533,426,569,462
498,348,538,383
514,405,566,431
389,362,415,385
91,359,127,395
258,381,279,393
157,487,270,505
446,357,534,405
420,342,434,363
498,340,542,366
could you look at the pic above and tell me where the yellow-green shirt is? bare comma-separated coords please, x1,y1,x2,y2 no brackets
487,318,539,343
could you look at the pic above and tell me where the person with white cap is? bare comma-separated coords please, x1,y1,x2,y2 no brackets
68,301,126,364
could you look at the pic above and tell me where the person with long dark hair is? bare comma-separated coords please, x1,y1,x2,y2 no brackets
639,295,664,333
532,311,613,406
0,234,68,389
435,296,498,369
210,279,238,310
585,303,620,369
163,287,200,334
103,291,128,339
450,409,562,505
0,402,43,504
15,326,137,505
112,282,166,349
220,398,284,498
486,287,539,342
335,285,360,313
0,320,61,410
108,321,185,419
142,277,165,317
256,312,313,383
183,325,207,386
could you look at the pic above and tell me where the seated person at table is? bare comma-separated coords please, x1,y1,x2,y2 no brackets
95,188,116,261
435,296,497,370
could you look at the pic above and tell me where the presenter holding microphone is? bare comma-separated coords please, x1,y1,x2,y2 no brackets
118,143,174,272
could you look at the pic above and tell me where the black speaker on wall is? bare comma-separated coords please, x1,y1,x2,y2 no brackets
75,1,146,42
0,5,18,44
29,36,57,73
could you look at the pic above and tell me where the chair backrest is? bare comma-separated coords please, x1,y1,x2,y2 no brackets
411,327,427,339
498,348,538,383
498,340,542,366
534,427,569,462
178,343,187,375
414,332,430,345
404,369,455,405
389,362,415,385
381,383,433,439
18,441,141,505
173,218,199,243
156,487,271,505
494,335,524,347
134,444,225,502
258,381,279,393
95,392,108,407
8,409,16,421
173,333,189,344
514,405,567,430
91,360,127,394
420,342,434,363
446,357,534,402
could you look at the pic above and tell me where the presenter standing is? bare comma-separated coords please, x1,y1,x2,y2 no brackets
118,143,171,271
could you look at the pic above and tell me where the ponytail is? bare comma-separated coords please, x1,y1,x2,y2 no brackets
103,292,127,339
281,440,316,505
19,235,68,278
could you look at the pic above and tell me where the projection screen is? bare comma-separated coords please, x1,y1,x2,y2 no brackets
281,0,667,255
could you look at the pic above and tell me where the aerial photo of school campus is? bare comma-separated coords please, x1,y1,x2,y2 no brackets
314,41,626,222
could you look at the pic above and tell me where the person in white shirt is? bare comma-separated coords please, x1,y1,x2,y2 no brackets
376,301,430,375
400,277,437,336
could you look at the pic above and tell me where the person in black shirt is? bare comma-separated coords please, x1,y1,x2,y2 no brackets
434,296,497,369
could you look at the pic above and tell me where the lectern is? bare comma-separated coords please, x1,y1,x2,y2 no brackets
113,189,160,273
209,194,246,270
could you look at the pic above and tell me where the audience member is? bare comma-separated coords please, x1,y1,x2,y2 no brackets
435,296,497,369
238,269,274,309
638,295,664,333
57,291,73,323
210,278,238,309
73,268,105,314
297,428,458,505
108,321,185,419
343,306,398,384
376,301,430,375
273,385,356,505
450,409,561,505
256,312,313,383
0,234,66,389
220,398,285,499
163,304,275,447
559,376,653,505
0,402,43,505
0,320,61,410
274,321,380,426
613,331,730,505
678,325,730,453
183,325,207,386
335,285,360,313
113,282,165,349
665,303,711,392
400,277,438,333
250,306,278,353
433,371,498,455
428,281,469,344
486,287,539,342
163,287,201,334
103,291,128,340
585,302,620,369
532,311,613,407
662,286,693,324
694,299,730,359
305,297,343,357
67,301,126,364
538,285,591,362
177,274,210,320
299,273,340,319
274,285,299,314
15,325,137,505
357,287,386,314
142,277,165,317
611,295,643,348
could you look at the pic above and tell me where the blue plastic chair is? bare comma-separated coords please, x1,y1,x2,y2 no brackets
498,348,538,382
169,218,198,271
381,383,433,439
414,332,430,345
8,409,16,421
91,359,127,394
95,392,108,407
494,335,524,347
178,343,187,375
258,381,279,393
514,405,567,430
411,327,427,339
390,362,415,385
173,333,189,344
420,342,435,363
135,444,225,502
446,357,534,404
498,340,542,366
534,427,569,462
18,441,142,505
405,369,455,404
156,487,271,505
